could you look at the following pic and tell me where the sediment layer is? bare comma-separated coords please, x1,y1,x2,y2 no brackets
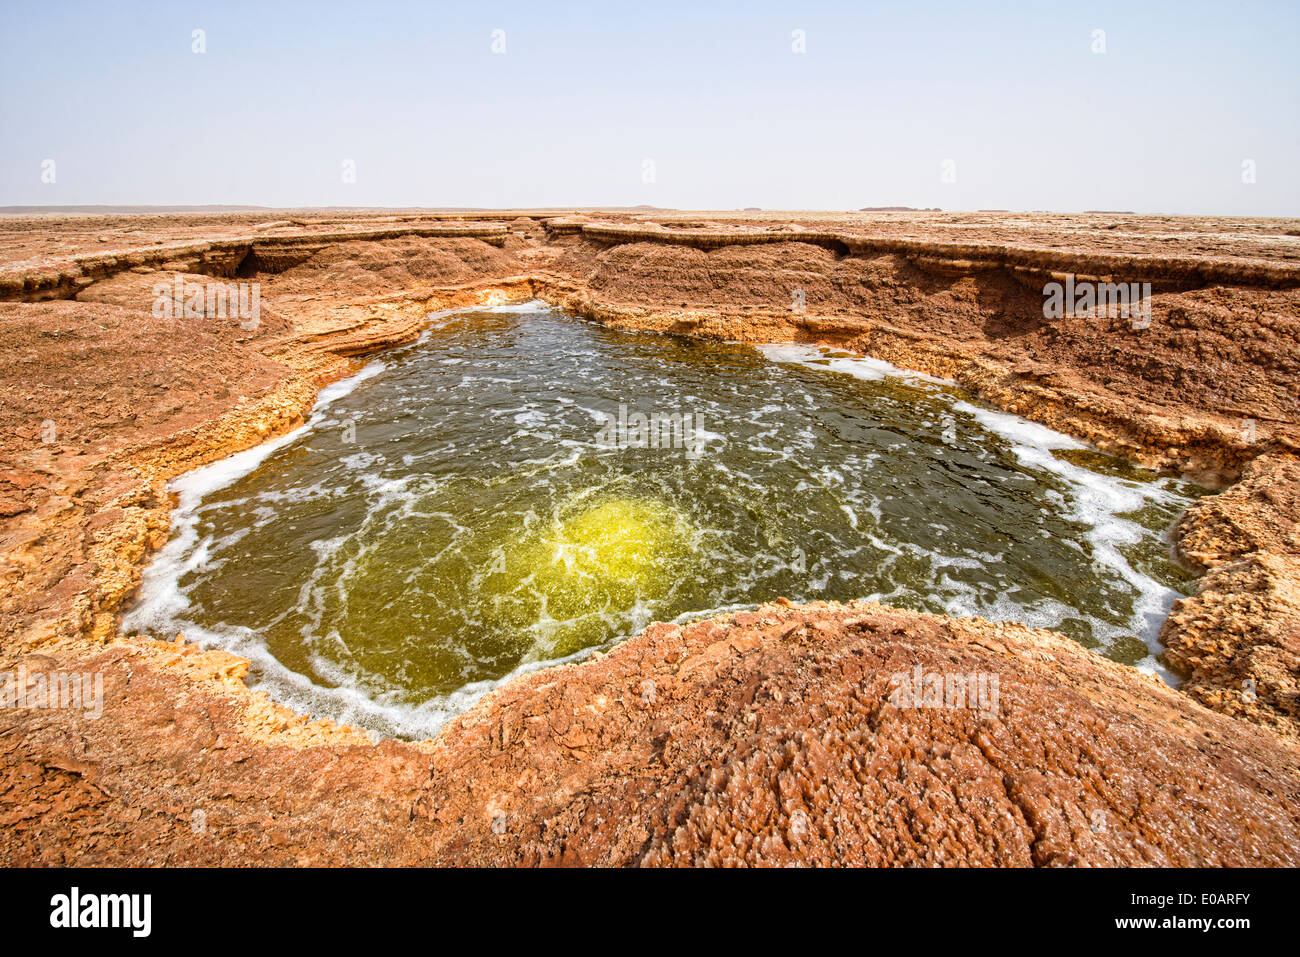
1,210,1297,865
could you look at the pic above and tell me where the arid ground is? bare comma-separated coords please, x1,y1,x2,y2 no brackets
1,209,1297,865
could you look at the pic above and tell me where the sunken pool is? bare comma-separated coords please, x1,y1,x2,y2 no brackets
123,301,1201,738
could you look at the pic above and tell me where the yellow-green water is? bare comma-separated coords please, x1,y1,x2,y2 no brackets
123,302,1203,738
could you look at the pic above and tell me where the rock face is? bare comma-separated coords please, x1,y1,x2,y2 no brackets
1,210,1298,865
429,603,1300,866
3,603,1297,866
539,247,1300,483
1161,454,1300,739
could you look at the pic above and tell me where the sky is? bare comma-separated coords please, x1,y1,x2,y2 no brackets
1,0,1297,215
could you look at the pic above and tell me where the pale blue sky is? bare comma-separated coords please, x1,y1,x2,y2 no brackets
2,0,1296,214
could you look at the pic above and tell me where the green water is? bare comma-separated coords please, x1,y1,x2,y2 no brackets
124,301,1202,738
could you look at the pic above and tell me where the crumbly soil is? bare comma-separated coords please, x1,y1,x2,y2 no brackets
1,210,1297,866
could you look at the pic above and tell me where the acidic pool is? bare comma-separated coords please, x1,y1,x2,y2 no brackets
123,302,1201,738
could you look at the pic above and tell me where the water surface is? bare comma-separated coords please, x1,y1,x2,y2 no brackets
124,302,1201,738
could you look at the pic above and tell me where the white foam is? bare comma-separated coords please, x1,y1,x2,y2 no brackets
757,342,954,386
953,398,1185,679
140,614,601,741
758,340,1188,683
121,360,388,636
478,299,553,314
